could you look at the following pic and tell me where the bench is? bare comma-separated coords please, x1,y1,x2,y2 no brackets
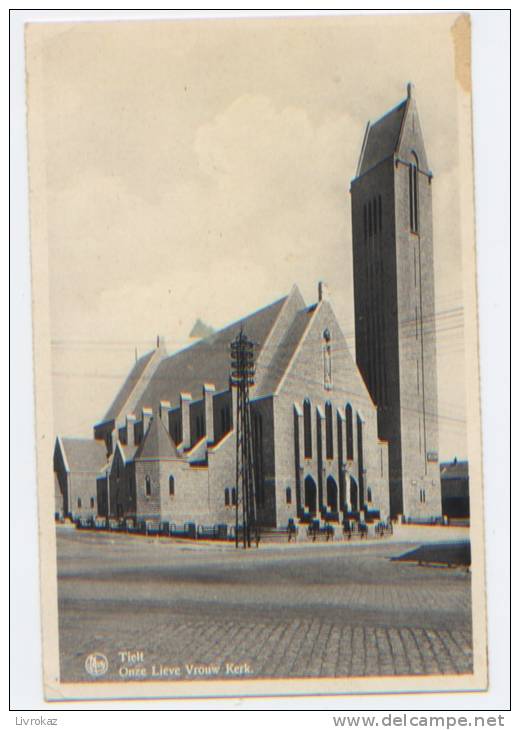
197,527,217,539
343,521,368,540
254,524,298,546
76,517,94,529
141,520,162,535
307,521,334,542
374,521,393,538
168,522,197,539
107,518,124,531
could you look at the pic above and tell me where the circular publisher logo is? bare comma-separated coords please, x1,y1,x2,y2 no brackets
85,653,108,677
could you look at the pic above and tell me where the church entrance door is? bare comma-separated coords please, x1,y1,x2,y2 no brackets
304,475,317,516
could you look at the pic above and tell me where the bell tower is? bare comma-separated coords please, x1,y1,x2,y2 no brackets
350,83,442,519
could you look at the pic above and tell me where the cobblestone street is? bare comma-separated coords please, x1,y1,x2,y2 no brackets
57,530,473,683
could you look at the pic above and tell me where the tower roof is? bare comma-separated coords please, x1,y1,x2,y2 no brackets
134,416,180,460
357,100,408,176
355,84,427,178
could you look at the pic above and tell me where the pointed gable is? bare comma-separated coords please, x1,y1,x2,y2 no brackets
395,90,430,172
134,417,180,461
356,84,430,178
256,305,316,397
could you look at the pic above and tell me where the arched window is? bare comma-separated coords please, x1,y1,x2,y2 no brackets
336,413,343,464
224,488,230,506
77,497,82,509
345,404,354,461
326,475,338,512
367,487,372,503
304,475,317,516
231,487,237,506
286,487,292,505
145,476,151,496
303,399,312,458
409,152,419,233
90,497,95,508
169,475,175,497
325,402,334,460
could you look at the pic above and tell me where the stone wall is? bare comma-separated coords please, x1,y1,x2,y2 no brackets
272,300,390,527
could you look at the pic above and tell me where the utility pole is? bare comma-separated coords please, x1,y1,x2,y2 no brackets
230,330,257,549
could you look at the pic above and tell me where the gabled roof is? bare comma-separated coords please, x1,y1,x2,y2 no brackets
60,438,107,473
256,305,316,397
357,99,408,176
102,349,156,423
134,417,180,460
132,295,287,412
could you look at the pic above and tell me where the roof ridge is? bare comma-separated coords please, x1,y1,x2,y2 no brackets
395,95,412,158
355,95,409,179
164,294,289,362
370,97,407,127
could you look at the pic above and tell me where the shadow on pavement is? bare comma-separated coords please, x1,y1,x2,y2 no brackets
391,541,471,567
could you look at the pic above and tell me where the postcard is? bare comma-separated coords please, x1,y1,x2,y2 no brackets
25,12,487,700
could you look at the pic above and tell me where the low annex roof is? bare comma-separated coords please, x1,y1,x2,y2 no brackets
61,438,107,473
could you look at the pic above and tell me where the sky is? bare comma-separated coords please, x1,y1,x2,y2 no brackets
26,13,470,459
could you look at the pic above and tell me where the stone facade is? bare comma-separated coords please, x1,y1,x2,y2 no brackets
350,84,442,519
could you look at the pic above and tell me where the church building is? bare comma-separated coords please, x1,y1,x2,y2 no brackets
54,85,443,531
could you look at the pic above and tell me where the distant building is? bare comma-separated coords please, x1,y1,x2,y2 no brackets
53,437,106,521
54,84,446,530
440,459,470,519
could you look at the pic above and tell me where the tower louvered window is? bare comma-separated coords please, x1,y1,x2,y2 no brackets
409,154,419,233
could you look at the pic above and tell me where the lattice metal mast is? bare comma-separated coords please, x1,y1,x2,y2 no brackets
230,330,257,549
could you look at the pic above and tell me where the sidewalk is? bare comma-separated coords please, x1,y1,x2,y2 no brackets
56,522,470,552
